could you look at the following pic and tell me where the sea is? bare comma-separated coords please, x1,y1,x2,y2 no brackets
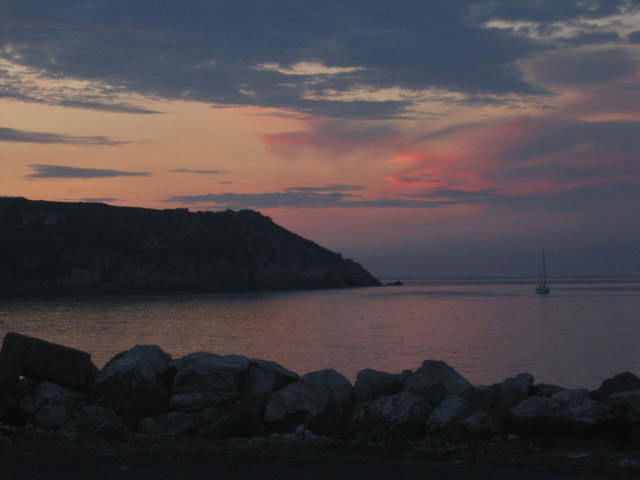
1,276,639,389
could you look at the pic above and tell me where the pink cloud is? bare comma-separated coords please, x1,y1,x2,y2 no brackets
259,119,406,154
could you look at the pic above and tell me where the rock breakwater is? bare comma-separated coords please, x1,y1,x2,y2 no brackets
1,332,639,448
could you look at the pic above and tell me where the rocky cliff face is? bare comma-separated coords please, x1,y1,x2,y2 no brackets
0,197,380,296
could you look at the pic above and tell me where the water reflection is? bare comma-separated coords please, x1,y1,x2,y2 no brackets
1,279,639,389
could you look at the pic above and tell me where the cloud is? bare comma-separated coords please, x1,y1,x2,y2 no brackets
494,182,640,215
476,0,634,23
166,187,503,209
375,112,640,209
0,0,565,119
0,59,162,114
526,48,637,88
285,184,364,192
76,197,120,202
26,164,150,179
416,120,496,142
492,118,640,186
172,168,226,175
55,100,161,114
408,188,503,199
0,127,127,145
261,119,404,152
167,191,349,209
564,31,621,45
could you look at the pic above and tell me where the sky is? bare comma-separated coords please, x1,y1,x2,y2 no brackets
2,1,640,277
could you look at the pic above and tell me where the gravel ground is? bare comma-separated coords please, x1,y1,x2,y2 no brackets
0,433,637,479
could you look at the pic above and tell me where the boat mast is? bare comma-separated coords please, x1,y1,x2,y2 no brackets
541,251,547,287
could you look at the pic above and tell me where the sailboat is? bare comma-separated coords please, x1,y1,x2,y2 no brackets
535,251,550,295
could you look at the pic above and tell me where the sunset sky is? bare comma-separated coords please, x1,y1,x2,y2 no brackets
2,1,640,277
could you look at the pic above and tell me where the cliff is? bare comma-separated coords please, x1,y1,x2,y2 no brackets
0,197,380,296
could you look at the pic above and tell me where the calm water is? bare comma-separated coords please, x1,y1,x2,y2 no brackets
1,277,639,389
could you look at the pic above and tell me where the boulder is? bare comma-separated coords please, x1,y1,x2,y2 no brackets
171,352,249,411
206,405,265,439
457,410,500,437
508,389,613,436
237,359,298,413
0,333,98,392
350,391,431,440
90,345,172,420
631,425,640,448
139,412,194,437
193,406,224,432
607,389,640,423
0,374,18,420
265,369,352,436
1,378,38,426
397,369,413,384
403,360,473,405
592,372,640,403
352,368,401,404
462,384,500,411
492,373,534,418
426,394,473,432
533,383,566,397
20,382,85,430
61,405,128,439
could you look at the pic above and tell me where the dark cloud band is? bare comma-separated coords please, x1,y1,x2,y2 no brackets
0,127,127,146
26,164,150,179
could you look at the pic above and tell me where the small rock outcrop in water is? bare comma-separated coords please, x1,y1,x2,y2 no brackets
0,197,380,296
1,332,640,450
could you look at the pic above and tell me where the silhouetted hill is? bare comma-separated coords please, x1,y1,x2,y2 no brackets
0,197,380,296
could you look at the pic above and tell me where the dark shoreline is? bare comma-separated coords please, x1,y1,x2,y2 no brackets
0,432,631,479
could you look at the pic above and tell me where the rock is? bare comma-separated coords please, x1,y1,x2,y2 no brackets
352,369,401,404
90,345,173,420
0,374,18,420
237,359,298,413
265,369,352,436
618,457,640,473
462,384,500,411
0,333,98,392
492,373,534,418
139,412,194,436
383,281,404,286
1,378,37,426
457,410,500,437
403,360,473,405
20,382,85,430
207,406,265,439
631,425,640,448
171,352,249,411
350,392,432,440
397,370,413,384
591,372,640,402
194,406,224,425
61,405,128,439
508,389,613,436
607,389,640,423
426,394,473,431
533,383,566,397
